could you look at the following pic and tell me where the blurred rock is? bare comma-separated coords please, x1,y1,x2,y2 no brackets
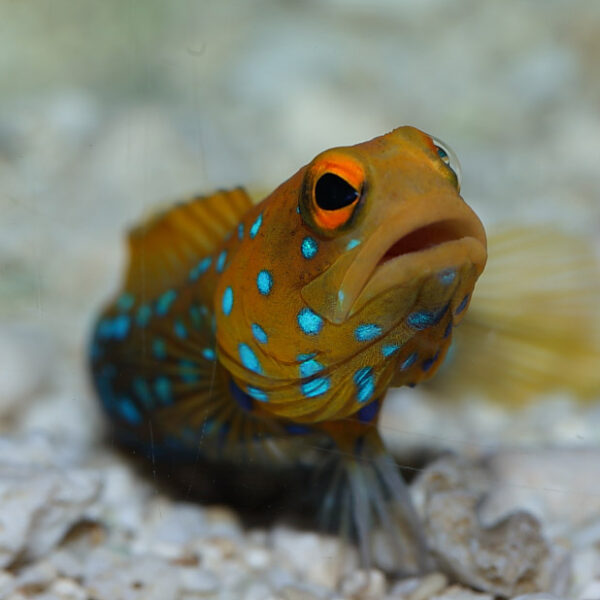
412,457,569,598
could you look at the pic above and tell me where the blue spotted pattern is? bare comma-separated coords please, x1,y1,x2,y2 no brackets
174,319,187,339
152,338,166,360
238,222,244,240
354,367,375,404
179,359,200,383
117,397,142,425
299,357,330,398
189,257,212,281
202,348,216,361
439,269,456,285
256,270,273,295
443,321,452,339
247,386,268,402
357,399,379,423
156,289,177,316
117,293,135,311
346,239,361,250
154,377,172,404
252,323,268,344
382,344,400,357
456,294,470,315
297,308,323,336
216,250,227,273
355,323,382,342
338,290,345,304
422,351,440,372
112,315,131,339
400,352,418,370
249,213,263,238
222,287,234,315
132,377,152,408
136,304,152,327
301,236,318,259
238,343,262,374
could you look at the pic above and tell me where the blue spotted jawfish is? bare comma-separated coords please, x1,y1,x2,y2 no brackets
90,126,487,570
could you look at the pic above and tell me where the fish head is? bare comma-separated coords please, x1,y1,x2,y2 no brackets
215,126,486,421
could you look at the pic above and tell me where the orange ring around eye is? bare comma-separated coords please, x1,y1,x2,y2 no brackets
310,155,364,231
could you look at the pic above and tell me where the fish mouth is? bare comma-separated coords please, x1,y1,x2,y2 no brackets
350,216,486,316
376,219,472,266
300,208,487,324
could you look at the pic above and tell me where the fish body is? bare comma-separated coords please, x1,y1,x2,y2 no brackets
90,126,487,569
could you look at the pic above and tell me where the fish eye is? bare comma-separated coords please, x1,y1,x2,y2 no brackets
431,137,462,189
314,173,360,211
300,154,365,234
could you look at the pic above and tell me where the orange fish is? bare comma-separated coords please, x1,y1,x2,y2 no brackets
90,126,487,570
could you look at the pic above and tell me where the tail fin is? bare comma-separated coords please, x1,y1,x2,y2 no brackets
430,225,600,404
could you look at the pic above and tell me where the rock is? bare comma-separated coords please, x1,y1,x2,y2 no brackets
0,434,101,568
412,457,568,598
340,568,387,599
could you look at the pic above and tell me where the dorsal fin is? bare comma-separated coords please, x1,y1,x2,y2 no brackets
123,188,253,299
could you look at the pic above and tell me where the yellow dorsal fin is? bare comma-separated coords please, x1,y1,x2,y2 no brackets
430,225,600,404
124,188,253,299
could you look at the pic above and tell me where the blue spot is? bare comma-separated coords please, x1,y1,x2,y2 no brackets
346,239,361,250
357,399,379,423
298,357,329,398
136,304,152,327
407,310,435,330
301,236,318,259
117,293,135,311
297,308,323,336
400,352,418,370
229,379,253,410
249,213,263,238
156,289,177,316
216,250,227,273
111,315,130,339
285,423,311,435
355,323,382,342
302,376,330,398
189,305,202,328
382,344,400,357
189,257,212,281
222,287,234,315
354,367,375,404
338,290,345,304
132,377,152,408
422,351,440,372
439,269,456,285
252,323,268,344
238,343,262,374
174,319,187,339
96,319,112,339
154,377,172,405
152,338,166,360
117,397,142,425
202,348,216,361
238,223,244,240
456,294,470,315
256,270,273,295
297,352,317,361
443,321,452,339
247,386,268,402
179,360,200,383
296,205,301,214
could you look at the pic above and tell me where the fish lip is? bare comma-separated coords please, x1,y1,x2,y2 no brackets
346,215,487,317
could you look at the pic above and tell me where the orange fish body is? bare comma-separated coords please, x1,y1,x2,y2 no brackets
90,126,487,569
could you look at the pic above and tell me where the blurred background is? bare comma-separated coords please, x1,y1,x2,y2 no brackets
1,0,599,448
1,1,600,597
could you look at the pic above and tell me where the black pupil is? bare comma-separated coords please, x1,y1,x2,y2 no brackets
314,173,359,211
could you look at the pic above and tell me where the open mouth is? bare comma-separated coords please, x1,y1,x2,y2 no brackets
377,219,470,266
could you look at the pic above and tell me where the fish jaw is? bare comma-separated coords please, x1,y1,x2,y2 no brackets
301,193,487,324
